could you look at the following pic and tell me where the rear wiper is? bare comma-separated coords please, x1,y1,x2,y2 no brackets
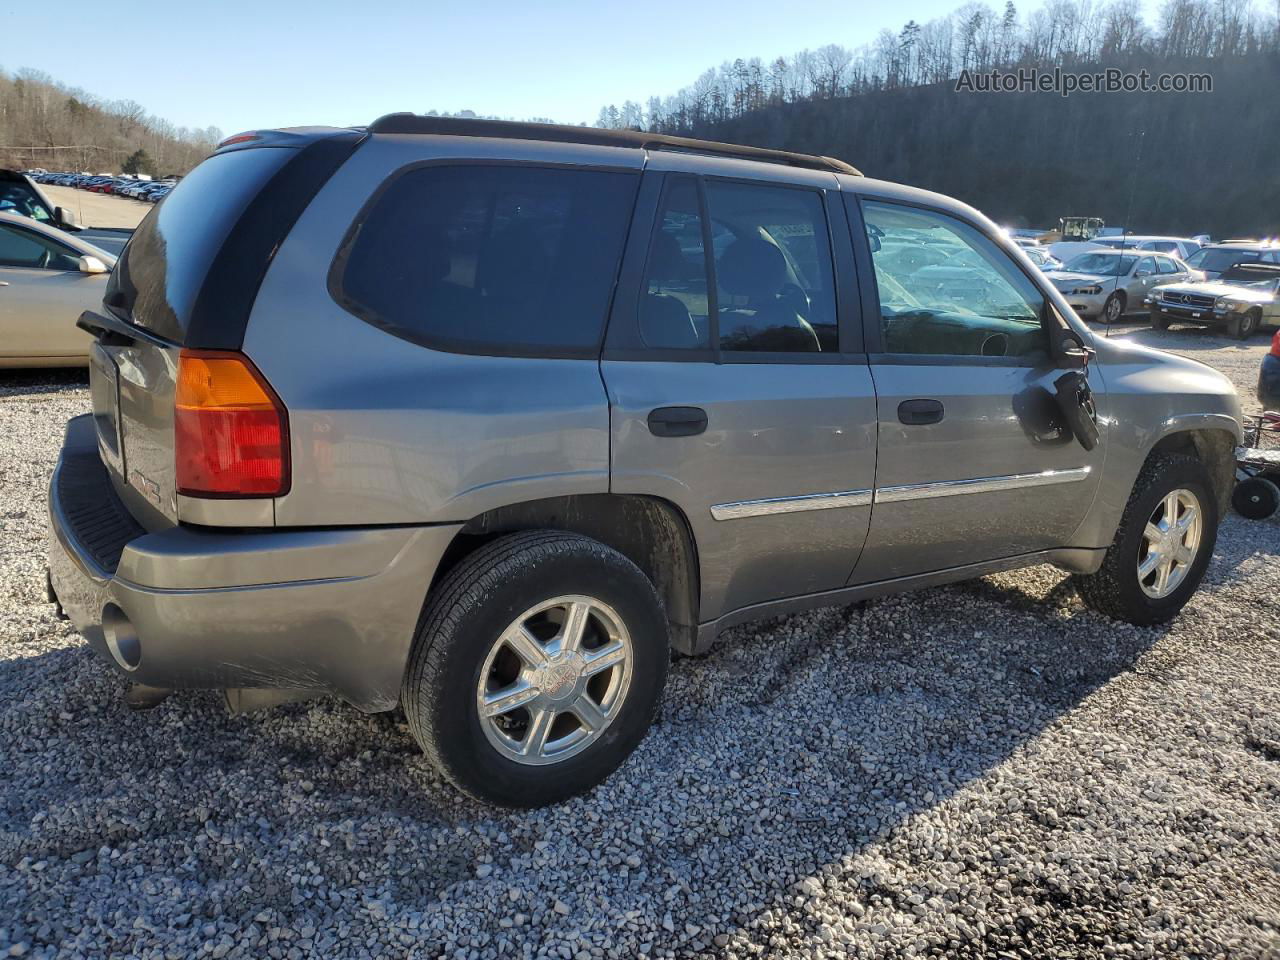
77,310,141,347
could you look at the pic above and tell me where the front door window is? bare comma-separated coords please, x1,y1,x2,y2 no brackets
862,201,1046,360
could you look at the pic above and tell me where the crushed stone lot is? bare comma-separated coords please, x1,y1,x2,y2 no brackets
1,326,1278,959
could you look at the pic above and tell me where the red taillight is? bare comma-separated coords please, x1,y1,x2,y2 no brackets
174,349,289,498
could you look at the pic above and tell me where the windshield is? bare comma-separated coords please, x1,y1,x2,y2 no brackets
1062,252,1135,276
1187,248,1263,272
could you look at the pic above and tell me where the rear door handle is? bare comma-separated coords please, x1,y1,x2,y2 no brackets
898,399,944,425
648,406,708,437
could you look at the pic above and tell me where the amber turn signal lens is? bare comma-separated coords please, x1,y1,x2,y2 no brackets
174,350,289,498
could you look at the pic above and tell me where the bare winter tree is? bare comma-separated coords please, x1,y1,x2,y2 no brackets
0,67,219,172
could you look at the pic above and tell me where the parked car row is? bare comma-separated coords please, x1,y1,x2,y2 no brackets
28,170,175,203
1011,226,1280,339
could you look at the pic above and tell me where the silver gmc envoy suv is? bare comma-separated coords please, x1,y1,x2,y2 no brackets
48,117,1240,807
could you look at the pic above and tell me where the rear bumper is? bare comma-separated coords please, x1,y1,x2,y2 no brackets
47,415,460,711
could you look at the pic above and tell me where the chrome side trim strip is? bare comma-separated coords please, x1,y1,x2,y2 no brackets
874,466,1091,504
710,488,874,521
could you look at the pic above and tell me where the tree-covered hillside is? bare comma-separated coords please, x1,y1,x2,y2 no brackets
0,67,220,175
597,0,1280,238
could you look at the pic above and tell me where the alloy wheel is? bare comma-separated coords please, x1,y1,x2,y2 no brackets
475,595,633,766
1106,296,1123,323
1137,488,1202,599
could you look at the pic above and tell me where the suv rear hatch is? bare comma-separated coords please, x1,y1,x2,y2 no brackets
85,131,362,527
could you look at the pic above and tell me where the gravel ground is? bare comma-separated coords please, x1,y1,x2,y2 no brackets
1,328,1278,960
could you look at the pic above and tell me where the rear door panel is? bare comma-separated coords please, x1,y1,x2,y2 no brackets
0,267,101,358
605,360,877,618
603,163,877,623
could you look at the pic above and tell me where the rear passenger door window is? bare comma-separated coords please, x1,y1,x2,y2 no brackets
635,177,839,354
706,181,837,353
336,165,639,356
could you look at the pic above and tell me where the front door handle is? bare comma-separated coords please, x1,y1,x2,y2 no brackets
898,398,944,425
648,406,708,437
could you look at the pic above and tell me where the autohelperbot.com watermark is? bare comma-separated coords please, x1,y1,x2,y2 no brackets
955,67,1212,97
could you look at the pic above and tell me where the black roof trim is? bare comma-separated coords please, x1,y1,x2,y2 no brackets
367,114,861,176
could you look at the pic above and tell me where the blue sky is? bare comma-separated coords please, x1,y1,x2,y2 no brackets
3,0,990,134
5,0,1162,136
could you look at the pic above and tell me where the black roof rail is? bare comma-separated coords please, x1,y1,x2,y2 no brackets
367,114,861,176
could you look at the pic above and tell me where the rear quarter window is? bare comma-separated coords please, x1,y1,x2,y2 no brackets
333,164,639,356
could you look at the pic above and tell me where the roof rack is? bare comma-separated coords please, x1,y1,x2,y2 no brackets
367,114,861,176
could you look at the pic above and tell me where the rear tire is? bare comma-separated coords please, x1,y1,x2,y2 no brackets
402,531,669,808
1232,476,1280,520
1073,453,1217,625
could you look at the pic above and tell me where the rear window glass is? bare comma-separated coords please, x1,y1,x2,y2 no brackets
335,165,639,355
106,148,292,341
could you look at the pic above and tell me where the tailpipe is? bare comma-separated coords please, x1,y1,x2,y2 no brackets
124,683,172,711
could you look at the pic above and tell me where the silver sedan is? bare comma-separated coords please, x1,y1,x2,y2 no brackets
0,211,116,367
1046,250,1197,324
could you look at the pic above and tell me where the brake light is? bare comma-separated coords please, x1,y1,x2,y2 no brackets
175,350,289,497
217,132,261,148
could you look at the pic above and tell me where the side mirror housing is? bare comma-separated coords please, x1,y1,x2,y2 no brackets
1043,302,1092,369
1134,269,1152,278
55,206,79,229
77,255,109,275
1056,334,1092,369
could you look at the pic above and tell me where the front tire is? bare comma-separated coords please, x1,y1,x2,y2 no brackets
1150,307,1170,331
1102,292,1125,325
1073,453,1218,625
402,531,669,807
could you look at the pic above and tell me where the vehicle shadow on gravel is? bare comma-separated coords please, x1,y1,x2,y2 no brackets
0,369,88,397
0,555,1186,957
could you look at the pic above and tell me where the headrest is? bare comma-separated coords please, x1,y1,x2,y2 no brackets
716,236,786,300
647,231,691,285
